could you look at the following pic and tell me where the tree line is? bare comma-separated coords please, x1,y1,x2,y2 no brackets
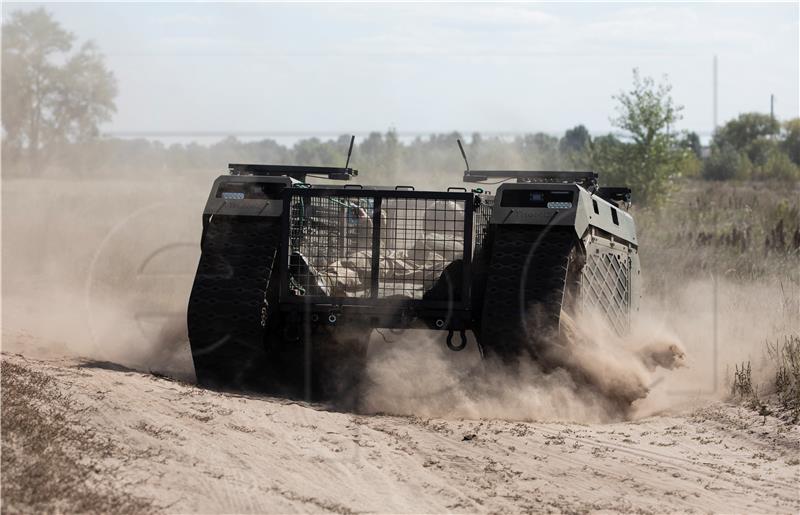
2,8,799,206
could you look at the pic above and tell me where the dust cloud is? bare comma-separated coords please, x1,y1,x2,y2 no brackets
1,176,207,380
360,310,685,424
360,276,797,423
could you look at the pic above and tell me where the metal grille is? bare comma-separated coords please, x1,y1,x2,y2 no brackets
285,189,473,303
379,198,465,298
581,248,631,334
289,194,375,297
473,196,493,256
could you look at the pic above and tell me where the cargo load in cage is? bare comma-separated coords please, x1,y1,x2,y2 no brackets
286,189,474,303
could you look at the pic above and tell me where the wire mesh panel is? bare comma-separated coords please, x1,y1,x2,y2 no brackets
473,195,493,256
580,247,632,334
379,198,466,299
289,194,376,298
284,189,473,305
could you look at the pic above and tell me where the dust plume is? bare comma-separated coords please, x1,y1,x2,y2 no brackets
1,176,206,380
359,310,684,423
360,276,797,423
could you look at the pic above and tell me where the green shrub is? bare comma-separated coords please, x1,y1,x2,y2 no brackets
676,152,702,179
781,118,800,165
763,151,800,182
703,144,742,180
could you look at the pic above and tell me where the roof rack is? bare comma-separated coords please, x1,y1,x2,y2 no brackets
457,139,597,188
228,164,357,182
463,169,598,188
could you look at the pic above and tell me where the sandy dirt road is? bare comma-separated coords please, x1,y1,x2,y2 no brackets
2,349,798,514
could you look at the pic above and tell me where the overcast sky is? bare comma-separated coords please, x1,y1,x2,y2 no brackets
5,2,799,142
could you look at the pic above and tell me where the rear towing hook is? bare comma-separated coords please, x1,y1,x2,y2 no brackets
446,329,468,351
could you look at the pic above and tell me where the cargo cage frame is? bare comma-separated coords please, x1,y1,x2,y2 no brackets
278,186,489,326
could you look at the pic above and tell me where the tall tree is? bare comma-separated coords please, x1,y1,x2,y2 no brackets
1,8,117,171
560,125,591,154
712,112,779,162
594,69,685,205
559,125,592,169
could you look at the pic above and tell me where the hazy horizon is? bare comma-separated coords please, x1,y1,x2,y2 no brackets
4,2,798,145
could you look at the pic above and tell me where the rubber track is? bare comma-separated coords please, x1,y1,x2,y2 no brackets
187,216,281,388
479,225,575,359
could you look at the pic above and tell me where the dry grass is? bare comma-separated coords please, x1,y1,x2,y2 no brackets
1,358,152,513
730,360,772,418
730,335,800,423
638,180,799,422
636,180,800,294
731,361,754,399
768,335,800,421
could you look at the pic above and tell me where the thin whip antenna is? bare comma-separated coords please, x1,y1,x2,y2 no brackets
457,139,470,171
345,135,355,169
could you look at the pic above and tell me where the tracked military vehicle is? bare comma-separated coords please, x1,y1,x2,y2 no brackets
187,139,640,397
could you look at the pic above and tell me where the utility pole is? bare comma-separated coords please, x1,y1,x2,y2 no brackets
712,53,719,394
770,94,776,140
713,55,718,131
770,93,775,121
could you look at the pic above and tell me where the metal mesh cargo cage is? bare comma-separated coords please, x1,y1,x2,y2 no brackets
280,188,476,310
